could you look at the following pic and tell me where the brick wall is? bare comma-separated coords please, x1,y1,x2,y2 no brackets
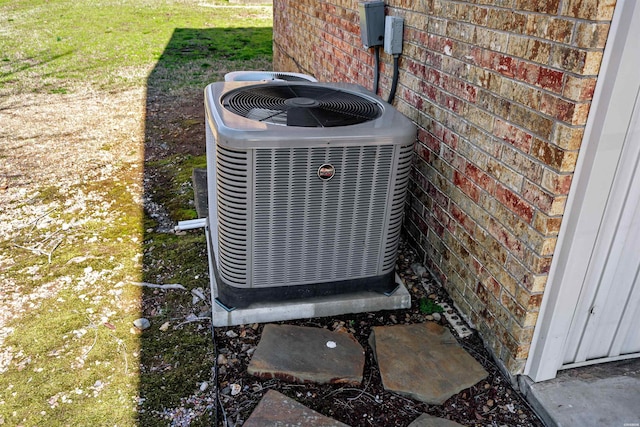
273,0,615,375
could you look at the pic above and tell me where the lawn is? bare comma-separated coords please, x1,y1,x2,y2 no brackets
0,1,272,425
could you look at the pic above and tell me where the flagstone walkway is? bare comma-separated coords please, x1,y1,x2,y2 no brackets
243,322,488,426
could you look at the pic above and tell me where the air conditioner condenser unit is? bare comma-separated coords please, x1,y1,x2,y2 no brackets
204,81,416,309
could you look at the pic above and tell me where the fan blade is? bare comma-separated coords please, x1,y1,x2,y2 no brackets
311,107,365,127
286,107,321,127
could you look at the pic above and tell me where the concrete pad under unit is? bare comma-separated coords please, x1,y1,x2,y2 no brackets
211,273,411,327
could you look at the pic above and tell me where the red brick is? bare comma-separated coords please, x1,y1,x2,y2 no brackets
408,208,430,237
433,203,453,232
524,15,574,43
451,203,477,235
424,209,446,238
541,169,573,194
414,141,432,163
496,55,517,78
428,180,451,209
494,184,534,222
501,291,527,324
515,61,540,86
531,139,570,171
493,119,533,152
488,217,525,259
561,0,615,20
454,170,481,203
575,22,611,49
486,9,527,33
532,211,563,236
539,93,577,123
515,0,560,14
465,161,496,193
438,92,464,114
478,90,512,117
406,90,426,112
442,126,459,149
522,181,554,213
536,67,564,93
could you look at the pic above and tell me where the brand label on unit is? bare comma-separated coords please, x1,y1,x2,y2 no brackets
317,164,335,181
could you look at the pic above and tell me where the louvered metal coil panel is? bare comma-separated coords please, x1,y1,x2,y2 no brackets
251,145,395,287
216,145,250,286
381,143,414,272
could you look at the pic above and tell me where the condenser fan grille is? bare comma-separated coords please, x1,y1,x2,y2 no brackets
222,84,382,127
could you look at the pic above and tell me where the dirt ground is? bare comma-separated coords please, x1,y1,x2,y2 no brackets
0,83,545,426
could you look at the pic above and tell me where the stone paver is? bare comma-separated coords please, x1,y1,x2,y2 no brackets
408,413,468,427
244,389,350,427
369,322,488,404
248,324,365,385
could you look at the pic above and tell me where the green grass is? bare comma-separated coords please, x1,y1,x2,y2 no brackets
0,0,273,93
0,0,272,425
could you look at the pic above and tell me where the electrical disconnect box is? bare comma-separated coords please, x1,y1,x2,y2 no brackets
359,1,385,48
384,16,404,55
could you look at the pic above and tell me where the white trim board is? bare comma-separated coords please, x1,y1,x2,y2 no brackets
525,0,640,382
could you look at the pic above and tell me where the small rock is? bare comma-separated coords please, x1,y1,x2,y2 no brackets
191,288,206,304
411,263,427,277
333,325,348,334
159,322,170,332
432,313,442,322
225,330,238,338
217,354,228,365
230,383,241,396
425,315,434,321
133,318,150,330
199,382,208,392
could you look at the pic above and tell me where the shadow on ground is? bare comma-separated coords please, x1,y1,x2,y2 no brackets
137,26,271,426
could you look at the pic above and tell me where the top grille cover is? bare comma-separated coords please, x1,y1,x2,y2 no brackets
224,70,318,83
222,84,381,127
205,81,416,291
